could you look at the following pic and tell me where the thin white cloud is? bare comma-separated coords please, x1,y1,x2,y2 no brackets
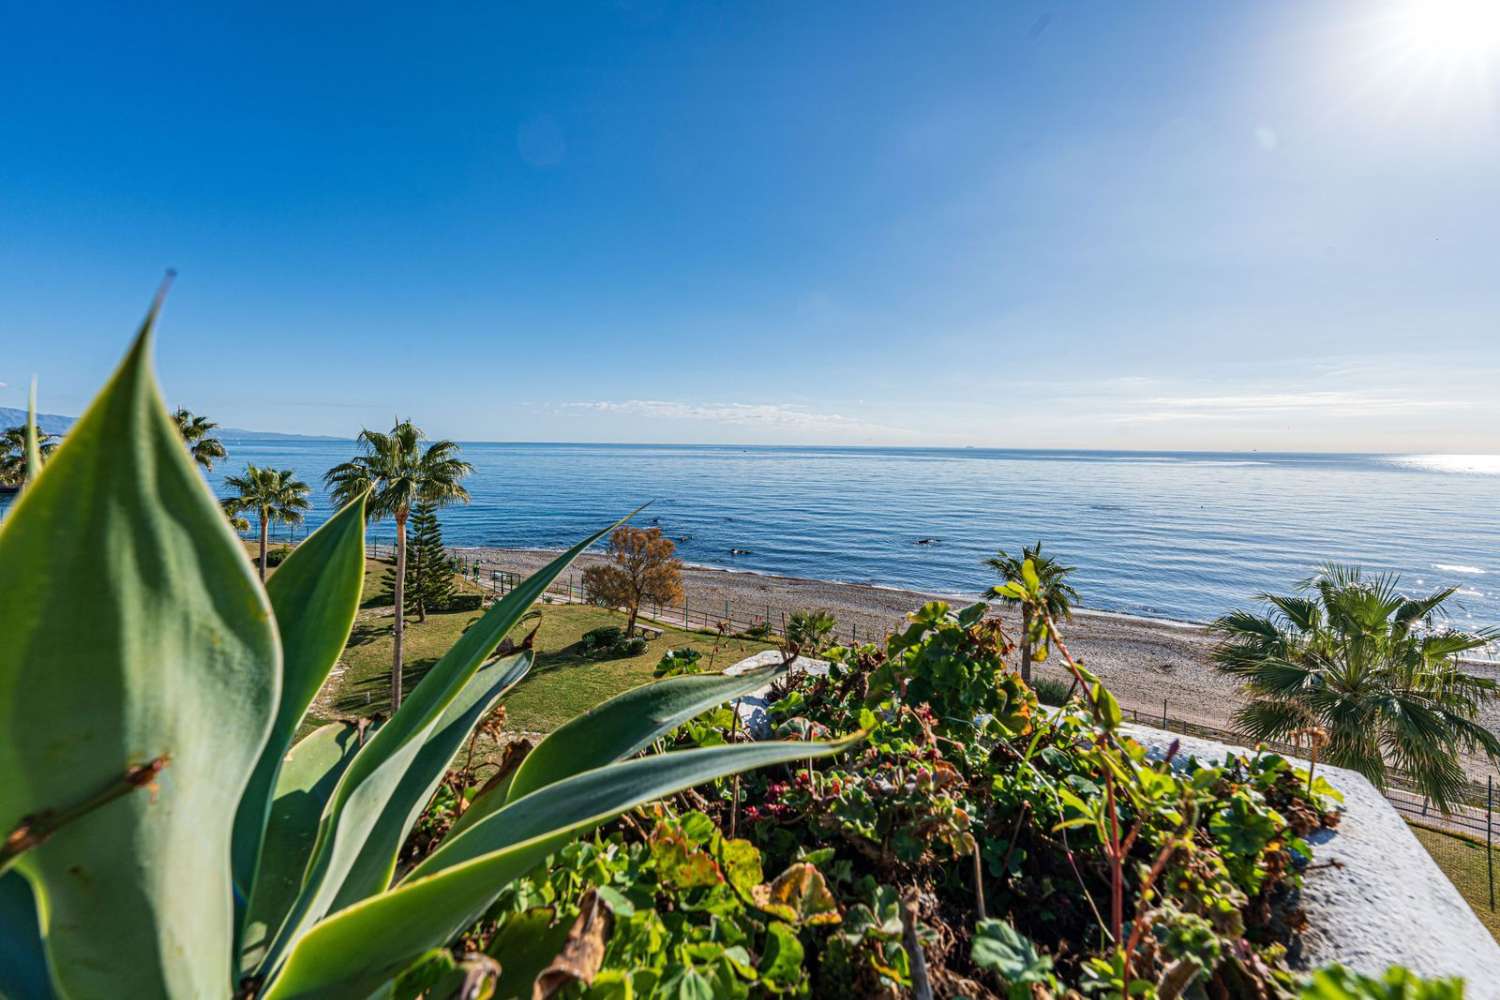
562,399,913,439
1117,390,1469,423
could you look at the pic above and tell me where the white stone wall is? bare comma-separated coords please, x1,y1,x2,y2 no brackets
1125,724,1500,995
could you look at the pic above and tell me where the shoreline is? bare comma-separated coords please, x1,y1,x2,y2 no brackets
678,559,1216,630
455,545,1500,779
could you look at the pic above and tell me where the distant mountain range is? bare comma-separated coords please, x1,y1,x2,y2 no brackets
0,407,335,440
0,407,74,435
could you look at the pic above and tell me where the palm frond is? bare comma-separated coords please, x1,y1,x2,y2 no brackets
1230,698,1310,743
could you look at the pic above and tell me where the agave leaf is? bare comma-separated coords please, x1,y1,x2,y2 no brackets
23,380,41,483
262,734,862,1000
410,733,853,882
503,663,782,808
443,665,783,846
241,722,370,975
0,304,280,997
328,651,533,911
0,872,52,1000
258,517,631,975
234,495,368,906
442,760,521,846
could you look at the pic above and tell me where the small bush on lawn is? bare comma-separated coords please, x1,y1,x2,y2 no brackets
655,647,705,677
442,593,484,613
579,625,650,659
739,621,775,640
1031,675,1073,706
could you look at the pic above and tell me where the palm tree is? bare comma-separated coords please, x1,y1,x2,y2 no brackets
0,425,61,487
984,542,1078,684
223,465,312,581
1212,563,1500,810
325,421,472,709
787,608,837,656
173,407,227,470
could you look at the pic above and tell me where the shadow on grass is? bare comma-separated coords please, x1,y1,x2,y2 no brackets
330,658,439,716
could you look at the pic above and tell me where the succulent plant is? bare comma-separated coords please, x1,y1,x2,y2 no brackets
0,294,856,999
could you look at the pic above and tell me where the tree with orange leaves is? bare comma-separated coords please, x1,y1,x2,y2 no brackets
581,526,685,637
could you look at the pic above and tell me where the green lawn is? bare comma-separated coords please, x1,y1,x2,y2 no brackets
1409,822,1500,942
308,556,775,735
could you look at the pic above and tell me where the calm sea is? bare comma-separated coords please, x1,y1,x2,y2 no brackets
7,439,1497,629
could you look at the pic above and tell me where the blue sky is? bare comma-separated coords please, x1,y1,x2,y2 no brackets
2,1,1497,450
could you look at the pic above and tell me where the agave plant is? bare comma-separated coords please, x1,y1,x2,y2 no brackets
0,296,857,999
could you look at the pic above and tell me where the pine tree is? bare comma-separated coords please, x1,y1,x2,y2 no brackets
383,500,453,621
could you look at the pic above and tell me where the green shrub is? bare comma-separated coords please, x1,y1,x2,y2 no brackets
443,593,483,613
0,306,857,1000
1300,965,1465,999
580,625,626,655
1030,675,1073,706
261,544,293,568
743,598,1346,996
656,646,705,677
416,595,1370,997
579,624,647,659
787,608,837,655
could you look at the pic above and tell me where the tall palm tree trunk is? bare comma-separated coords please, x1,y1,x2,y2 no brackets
392,509,408,710
258,509,269,581
1020,605,1033,684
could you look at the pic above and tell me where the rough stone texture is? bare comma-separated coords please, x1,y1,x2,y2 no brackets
724,649,830,738
1123,724,1500,995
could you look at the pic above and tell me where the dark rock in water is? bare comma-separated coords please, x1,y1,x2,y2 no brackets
676,534,692,543
915,537,941,545
729,548,752,555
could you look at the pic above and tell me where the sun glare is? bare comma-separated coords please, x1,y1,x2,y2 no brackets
1398,0,1500,59
1335,0,1500,122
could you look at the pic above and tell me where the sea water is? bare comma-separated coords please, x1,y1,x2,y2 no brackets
6,439,1495,628
199,441,1500,628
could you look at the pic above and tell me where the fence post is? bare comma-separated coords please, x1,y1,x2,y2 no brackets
1488,775,1495,911
1162,699,1168,729
684,598,689,627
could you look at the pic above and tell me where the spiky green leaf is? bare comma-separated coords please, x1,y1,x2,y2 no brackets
258,516,631,974
328,651,532,911
501,663,783,807
262,734,861,1000
234,494,368,905
241,722,371,975
0,303,280,997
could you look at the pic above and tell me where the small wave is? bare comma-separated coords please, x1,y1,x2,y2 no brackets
1191,460,1270,467
1434,563,1486,575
